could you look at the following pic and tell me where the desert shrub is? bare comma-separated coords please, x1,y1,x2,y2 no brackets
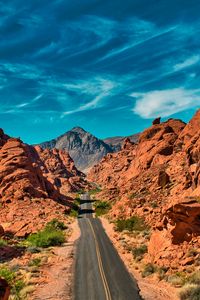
187,271,200,285
70,209,79,218
26,246,41,254
115,216,148,232
0,266,25,298
151,202,158,208
0,238,7,246
142,263,157,277
157,266,168,280
27,228,65,248
28,258,41,267
14,280,26,296
132,245,147,261
74,196,81,205
180,284,200,300
0,266,15,284
128,193,138,199
88,187,102,195
167,272,186,287
94,200,111,216
45,219,67,231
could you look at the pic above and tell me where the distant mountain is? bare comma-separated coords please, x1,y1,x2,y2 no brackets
39,127,139,173
39,127,113,173
103,133,140,152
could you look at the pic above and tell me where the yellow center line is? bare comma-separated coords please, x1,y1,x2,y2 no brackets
87,218,112,300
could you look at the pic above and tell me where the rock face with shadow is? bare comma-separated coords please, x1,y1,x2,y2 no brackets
0,129,87,237
34,146,88,194
88,109,200,270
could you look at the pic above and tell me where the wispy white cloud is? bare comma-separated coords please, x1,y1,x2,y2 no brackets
173,55,200,71
16,102,29,108
0,63,42,80
131,88,200,118
62,77,117,116
58,16,117,59
33,42,59,57
97,18,177,63
13,94,43,111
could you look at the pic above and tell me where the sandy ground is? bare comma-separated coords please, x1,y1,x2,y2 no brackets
100,217,180,300
30,220,80,300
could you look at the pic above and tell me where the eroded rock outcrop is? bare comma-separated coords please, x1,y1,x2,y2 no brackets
0,129,87,237
88,110,200,270
34,146,87,193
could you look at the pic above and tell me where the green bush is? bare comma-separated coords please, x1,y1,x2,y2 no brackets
187,271,200,285
94,200,111,216
0,238,7,246
70,209,79,218
142,263,157,277
180,284,200,300
27,228,65,248
167,273,186,287
28,258,41,267
14,280,26,295
45,219,67,231
132,244,147,260
115,216,148,232
88,187,101,195
74,196,81,205
0,266,25,298
0,266,15,284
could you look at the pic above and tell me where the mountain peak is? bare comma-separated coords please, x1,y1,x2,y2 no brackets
70,127,87,134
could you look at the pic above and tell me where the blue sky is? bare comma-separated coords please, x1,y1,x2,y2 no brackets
0,0,200,144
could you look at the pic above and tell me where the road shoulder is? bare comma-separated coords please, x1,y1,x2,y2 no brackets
30,220,80,300
100,216,179,300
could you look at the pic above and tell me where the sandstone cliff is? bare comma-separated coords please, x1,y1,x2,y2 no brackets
88,110,200,270
0,130,86,237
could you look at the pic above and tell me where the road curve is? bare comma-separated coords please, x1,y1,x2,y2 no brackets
74,194,141,300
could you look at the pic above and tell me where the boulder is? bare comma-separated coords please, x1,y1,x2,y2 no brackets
152,117,161,125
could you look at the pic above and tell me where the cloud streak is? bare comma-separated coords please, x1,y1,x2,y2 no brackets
132,88,200,118
173,55,200,71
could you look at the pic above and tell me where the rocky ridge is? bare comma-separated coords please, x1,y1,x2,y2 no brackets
88,110,200,270
0,129,87,237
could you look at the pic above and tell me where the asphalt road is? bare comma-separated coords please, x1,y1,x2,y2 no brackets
74,193,141,300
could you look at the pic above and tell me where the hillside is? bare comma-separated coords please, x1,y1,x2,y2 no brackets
88,110,200,271
0,129,87,237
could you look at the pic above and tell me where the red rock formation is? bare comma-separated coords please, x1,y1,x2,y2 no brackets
0,129,87,237
34,146,87,193
88,110,200,270
0,138,49,202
